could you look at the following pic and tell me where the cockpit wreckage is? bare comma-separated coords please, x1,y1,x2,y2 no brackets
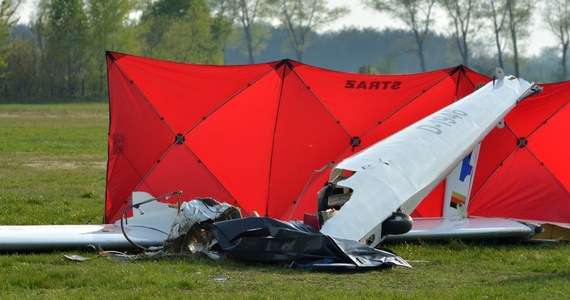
163,197,411,270
2,53,565,272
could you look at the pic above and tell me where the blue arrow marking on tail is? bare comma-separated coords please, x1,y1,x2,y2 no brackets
459,153,473,182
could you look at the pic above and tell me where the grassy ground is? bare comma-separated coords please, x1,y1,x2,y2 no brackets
0,103,568,299
0,104,107,225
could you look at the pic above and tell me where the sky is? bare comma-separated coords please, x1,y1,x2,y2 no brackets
323,0,558,57
15,0,34,23
15,0,559,57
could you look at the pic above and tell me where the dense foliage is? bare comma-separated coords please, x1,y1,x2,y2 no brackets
0,0,567,103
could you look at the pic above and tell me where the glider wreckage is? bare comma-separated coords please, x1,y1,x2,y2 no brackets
0,67,546,270
318,69,542,247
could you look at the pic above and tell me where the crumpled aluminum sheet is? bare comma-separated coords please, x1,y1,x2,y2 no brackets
163,198,240,256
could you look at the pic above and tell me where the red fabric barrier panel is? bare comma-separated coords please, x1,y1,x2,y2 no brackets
469,82,570,222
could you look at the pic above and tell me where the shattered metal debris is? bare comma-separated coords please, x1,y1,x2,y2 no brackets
163,197,241,257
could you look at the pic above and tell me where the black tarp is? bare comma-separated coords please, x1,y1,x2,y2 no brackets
208,217,410,271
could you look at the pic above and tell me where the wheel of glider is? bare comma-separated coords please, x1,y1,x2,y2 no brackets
381,211,413,235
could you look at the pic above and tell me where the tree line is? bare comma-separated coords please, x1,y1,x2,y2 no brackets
0,0,568,103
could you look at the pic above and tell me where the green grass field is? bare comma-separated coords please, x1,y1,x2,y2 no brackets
0,103,568,299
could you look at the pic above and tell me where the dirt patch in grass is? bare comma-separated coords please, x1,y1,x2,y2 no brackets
22,161,106,170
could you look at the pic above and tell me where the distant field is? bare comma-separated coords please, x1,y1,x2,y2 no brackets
0,103,568,299
0,103,108,225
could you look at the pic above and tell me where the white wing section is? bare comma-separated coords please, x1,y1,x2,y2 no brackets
0,224,166,251
383,217,539,241
320,75,538,246
0,192,177,251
